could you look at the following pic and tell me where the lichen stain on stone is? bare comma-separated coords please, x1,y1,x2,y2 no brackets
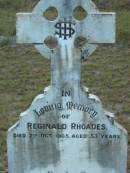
26,111,61,170
13,137,28,173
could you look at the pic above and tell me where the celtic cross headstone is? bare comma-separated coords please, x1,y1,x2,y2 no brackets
7,0,128,173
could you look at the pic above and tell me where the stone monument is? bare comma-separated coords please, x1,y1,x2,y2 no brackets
7,0,128,173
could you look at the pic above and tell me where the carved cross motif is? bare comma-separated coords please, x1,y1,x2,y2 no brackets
7,3,128,173
17,0,115,86
17,0,115,56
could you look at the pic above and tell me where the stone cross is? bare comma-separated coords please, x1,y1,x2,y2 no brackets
7,1,127,173
17,0,115,86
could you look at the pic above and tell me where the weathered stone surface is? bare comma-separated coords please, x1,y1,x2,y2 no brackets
7,0,128,173
16,0,115,59
7,84,128,173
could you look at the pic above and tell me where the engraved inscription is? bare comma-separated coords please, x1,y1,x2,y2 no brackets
55,21,75,40
62,90,72,96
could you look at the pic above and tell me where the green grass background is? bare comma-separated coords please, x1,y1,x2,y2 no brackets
0,0,130,172
0,0,130,44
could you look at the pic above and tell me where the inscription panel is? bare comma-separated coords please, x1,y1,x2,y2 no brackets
8,87,127,173
7,0,127,173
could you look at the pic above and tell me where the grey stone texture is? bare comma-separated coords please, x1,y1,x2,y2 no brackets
7,0,128,173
